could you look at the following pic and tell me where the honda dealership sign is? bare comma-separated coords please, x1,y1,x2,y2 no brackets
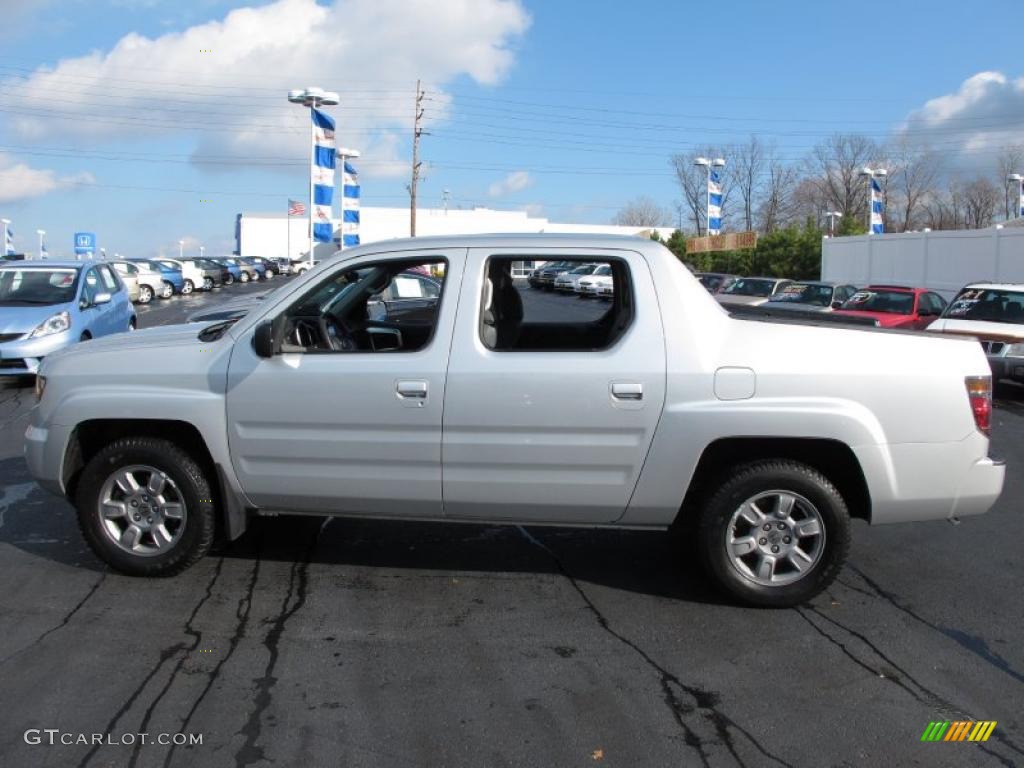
74,232,96,257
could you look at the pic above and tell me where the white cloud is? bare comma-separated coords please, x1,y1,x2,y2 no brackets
2,0,530,177
0,153,95,203
897,71,1024,159
488,170,533,197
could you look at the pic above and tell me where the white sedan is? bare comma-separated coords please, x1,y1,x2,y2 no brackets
577,265,613,297
554,263,601,293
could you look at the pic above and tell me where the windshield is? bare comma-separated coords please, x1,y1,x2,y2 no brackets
593,265,612,276
570,265,594,275
768,283,834,306
0,268,78,305
840,290,915,314
157,260,179,271
942,288,1024,324
723,278,778,297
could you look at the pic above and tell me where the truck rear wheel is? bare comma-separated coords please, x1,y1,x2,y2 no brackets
75,437,216,576
697,460,850,608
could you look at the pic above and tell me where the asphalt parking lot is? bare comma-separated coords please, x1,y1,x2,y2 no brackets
0,284,1022,767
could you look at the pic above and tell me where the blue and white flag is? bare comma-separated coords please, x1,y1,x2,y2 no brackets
870,177,884,235
4,225,13,255
708,169,723,235
341,160,360,248
311,108,336,243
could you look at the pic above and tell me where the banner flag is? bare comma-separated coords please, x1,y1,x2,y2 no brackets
311,108,336,243
341,159,360,247
708,169,723,235
870,177,884,234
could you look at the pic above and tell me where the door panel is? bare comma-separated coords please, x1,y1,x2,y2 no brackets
226,249,463,517
442,248,667,524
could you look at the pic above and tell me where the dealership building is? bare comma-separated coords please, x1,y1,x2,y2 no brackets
236,206,675,275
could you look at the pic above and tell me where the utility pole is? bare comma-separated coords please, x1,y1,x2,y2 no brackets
410,79,425,236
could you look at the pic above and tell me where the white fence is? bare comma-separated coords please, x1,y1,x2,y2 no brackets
821,227,1024,300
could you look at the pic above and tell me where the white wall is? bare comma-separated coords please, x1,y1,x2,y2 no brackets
238,206,676,261
821,228,1024,299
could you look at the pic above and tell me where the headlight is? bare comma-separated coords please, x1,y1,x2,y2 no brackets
34,375,46,402
1004,343,1024,358
28,311,71,338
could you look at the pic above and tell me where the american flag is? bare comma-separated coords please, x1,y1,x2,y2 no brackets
288,199,306,216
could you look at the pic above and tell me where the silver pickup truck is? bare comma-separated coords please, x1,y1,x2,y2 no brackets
24,234,1004,607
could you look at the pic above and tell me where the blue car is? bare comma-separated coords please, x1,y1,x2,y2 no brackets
238,257,268,280
211,258,242,285
0,261,136,376
129,259,184,297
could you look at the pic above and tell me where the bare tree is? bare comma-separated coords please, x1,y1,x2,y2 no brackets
805,134,880,223
670,146,732,235
886,137,941,232
731,135,766,231
612,195,672,227
996,144,1024,220
758,158,798,233
790,176,831,230
962,177,1000,229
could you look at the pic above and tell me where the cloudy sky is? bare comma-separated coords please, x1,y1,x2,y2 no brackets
0,0,1022,256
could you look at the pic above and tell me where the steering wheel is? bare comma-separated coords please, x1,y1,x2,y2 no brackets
320,316,358,352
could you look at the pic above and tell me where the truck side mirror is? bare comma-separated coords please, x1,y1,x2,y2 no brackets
253,320,276,358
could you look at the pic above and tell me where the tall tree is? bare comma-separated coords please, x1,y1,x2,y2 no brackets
887,137,941,232
731,135,766,232
612,195,671,227
805,134,880,223
962,177,1000,229
758,158,798,233
995,144,1024,220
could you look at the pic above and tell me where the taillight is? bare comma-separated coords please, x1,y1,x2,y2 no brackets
965,376,992,436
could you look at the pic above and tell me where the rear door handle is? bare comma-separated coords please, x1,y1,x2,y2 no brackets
611,382,643,400
396,380,428,399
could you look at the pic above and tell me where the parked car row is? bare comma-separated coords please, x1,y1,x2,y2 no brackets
528,262,615,300
109,256,292,305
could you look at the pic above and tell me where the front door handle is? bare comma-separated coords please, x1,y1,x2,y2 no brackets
396,380,428,399
611,382,643,400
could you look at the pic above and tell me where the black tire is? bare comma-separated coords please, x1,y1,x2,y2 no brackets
696,460,851,608
240,271,249,283
224,273,235,286
75,437,216,576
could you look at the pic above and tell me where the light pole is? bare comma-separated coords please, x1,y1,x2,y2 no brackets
336,147,360,252
200,245,205,259
178,239,184,259
36,229,45,259
824,210,843,237
1,218,10,256
288,87,340,266
859,167,887,234
1007,173,1023,220
100,247,107,260
694,157,726,236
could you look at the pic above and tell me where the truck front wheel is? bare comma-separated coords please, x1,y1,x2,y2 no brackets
697,460,851,608
75,437,216,576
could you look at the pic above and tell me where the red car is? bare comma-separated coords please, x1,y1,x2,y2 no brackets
832,285,947,329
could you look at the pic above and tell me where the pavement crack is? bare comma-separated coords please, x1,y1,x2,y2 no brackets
233,521,324,768
0,574,106,665
843,565,1024,686
77,558,225,768
516,526,793,768
162,537,264,768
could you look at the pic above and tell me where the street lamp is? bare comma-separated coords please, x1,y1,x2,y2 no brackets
336,146,360,252
178,239,184,259
1007,173,1023,220
199,245,205,259
694,157,726,236
288,87,340,266
824,210,843,237
99,247,106,260
859,167,887,234
1,218,10,257
36,229,45,259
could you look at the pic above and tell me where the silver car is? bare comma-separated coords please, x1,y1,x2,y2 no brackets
110,260,169,303
716,276,794,307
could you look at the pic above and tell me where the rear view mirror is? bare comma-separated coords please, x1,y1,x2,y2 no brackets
253,320,275,358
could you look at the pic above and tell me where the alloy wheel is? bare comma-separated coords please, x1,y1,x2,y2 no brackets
97,465,187,556
725,490,825,586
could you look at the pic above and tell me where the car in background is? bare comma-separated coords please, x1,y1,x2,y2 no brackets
109,260,167,304
577,264,613,297
238,256,268,281
761,281,858,313
266,257,292,276
158,258,207,294
694,272,739,294
193,258,232,289
927,283,1024,384
530,260,574,290
833,285,947,329
222,257,258,283
554,263,601,293
210,258,241,285
0,261,135,375
129,259,184,297
246,256,280,278
716,276,794,307
292,259,320,276
367,271,442,325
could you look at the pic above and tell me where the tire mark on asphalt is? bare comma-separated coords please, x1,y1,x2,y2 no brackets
516,526,793,768
161,537,263,768
796,604,1021,767
843,565,1024,686
0,574,106,665
126,557,227,767
233,520,326,768
76,558,226,768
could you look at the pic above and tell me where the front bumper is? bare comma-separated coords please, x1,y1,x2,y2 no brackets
24,422,73,497
987,354,1024,383
0,330,76,375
